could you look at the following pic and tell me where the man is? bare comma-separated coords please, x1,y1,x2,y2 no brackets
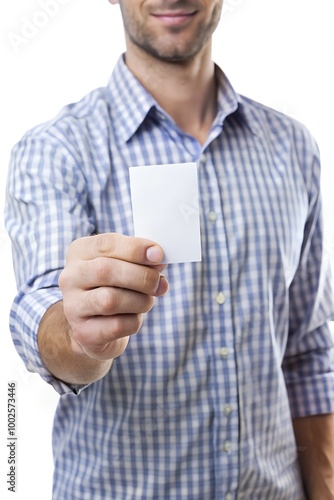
5,0,334,498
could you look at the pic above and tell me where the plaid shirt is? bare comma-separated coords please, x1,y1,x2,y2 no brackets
5,56,334,499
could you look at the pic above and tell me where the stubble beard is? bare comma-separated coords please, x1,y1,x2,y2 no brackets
121,3,223,63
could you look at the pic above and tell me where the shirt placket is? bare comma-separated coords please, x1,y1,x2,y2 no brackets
197,148,240,500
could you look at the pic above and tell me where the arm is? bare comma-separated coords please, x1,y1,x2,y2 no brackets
5,130,169,392
293,413,334,499
37,233,168,386
281,128,334,496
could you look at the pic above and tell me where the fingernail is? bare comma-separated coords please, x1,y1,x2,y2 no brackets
155,275,169,296
146,245,164,263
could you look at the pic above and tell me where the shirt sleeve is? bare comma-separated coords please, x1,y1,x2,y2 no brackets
5,128,96,395
282,130,334,418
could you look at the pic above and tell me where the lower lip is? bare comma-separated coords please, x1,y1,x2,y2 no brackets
152,13,196,26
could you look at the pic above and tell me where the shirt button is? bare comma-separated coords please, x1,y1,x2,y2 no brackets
208,211,217,223
223,441,232,453
224,405,233,416
200,153,206,164
220,347,230,358
225,493,233,500
216,292,226,305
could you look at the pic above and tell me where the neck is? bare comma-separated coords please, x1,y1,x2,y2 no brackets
125,42,217,145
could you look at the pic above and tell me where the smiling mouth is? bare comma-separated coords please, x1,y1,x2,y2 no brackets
151,11,197,26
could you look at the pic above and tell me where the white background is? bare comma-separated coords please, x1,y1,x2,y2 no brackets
0,0,333,498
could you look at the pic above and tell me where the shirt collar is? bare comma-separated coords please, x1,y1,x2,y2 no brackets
107,55,255,143
107,55,156,143
214,66,258,136
215,65,240,123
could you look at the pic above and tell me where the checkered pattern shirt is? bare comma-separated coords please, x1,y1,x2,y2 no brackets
5,56,334,499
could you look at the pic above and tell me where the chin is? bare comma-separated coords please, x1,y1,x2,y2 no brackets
143,43,201,63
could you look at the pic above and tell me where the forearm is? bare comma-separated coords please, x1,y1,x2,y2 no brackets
37,301,113,386
293,413,334,499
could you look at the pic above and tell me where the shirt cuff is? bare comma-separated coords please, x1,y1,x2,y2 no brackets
10,287,89,396
283,325,334,418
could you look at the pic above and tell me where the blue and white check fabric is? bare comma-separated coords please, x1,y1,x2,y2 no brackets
5,55,334,499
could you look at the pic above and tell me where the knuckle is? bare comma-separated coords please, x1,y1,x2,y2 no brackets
133,314,144,333
141,267,158,293
108,316,125,340
92,327,110,351
110,314,142,340
123,235,141,261
73,321,107,352
96,288,118,315
94,233,117,256
94,258,111,284
143,296,155,313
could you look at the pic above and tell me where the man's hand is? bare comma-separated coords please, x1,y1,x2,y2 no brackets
58,233,169,360
38,233,168,385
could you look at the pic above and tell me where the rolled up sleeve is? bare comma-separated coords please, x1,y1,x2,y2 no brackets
282,142,334,418
5,129,95,395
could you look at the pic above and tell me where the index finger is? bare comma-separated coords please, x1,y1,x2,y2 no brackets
67,233,165,266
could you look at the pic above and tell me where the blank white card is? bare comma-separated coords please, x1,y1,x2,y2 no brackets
129,163,202,264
